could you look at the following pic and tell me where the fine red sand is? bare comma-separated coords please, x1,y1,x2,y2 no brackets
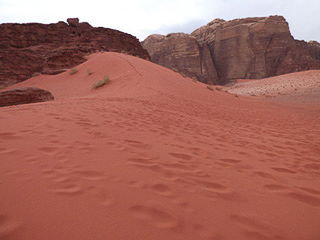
227,70,320,105
1,52,320,240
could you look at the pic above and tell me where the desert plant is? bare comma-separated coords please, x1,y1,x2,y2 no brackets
32,72,40,77
216,87,223,91
193,79,198,83
70,68,78,75
103,74,110,83
87,69,93,75
235,94,238,97
207,86,214,91
92,74,110,89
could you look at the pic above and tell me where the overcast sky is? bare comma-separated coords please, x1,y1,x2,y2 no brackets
0,0,319,42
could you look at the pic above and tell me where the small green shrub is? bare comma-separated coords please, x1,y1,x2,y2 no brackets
92,75,110,89
207,86,214,91
87,69,93,75
70,68,78,75
216,87,223,91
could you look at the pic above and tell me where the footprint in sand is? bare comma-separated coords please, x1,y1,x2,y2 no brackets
73,141,94,151
215,158,242,168
253,171,276,180
0,132,20,140
230,214,271,234
0,147,17,154
199,180,230,192
130,162,177,179
271,167,297,174
38,146,59,154
263,184,289,191
124,139,152,149
303,163,320,170
296,187,320,196
168,152,193,161
160,162,193,171
86,130,106,138
129,205,181,230
219,158,242,164
127,157,154,165
149,183,172,196
73,170,105,181
282,191,320,207
50,184,82,196
193,224,221,239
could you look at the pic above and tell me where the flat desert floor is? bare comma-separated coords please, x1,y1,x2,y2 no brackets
1,53,319,240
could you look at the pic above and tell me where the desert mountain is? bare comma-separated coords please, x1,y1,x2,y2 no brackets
142,16,320,85
0,18,150,88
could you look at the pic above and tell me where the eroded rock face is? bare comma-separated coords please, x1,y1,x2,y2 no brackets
145,33,219,84
142,33,218,84
0,19,150,88
142,16,320,85
0,87,54,107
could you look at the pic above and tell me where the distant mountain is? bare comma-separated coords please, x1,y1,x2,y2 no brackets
0,18,150,88
142,16,320,85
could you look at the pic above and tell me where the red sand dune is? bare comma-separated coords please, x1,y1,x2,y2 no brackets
227,70,320,105
1,52,320,240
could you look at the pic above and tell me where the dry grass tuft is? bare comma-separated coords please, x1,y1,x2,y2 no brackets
92,75,110,89
207,86,214,91
70,68,78,75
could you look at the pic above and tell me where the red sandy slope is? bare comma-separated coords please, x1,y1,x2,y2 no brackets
1,53,320,240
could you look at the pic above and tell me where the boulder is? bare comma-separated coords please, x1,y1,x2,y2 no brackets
67,18,79,27
0,87,54,107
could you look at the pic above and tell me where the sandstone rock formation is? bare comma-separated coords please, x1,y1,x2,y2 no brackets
0,87,54,107
142,33,218,84
0,18,150,88
142,16,320,85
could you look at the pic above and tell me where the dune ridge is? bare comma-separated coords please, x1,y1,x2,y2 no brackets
0,52,319,240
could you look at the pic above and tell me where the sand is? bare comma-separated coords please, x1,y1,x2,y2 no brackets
1,52,320,240
227,70,320,105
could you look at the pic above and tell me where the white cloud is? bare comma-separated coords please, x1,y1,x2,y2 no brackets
0,0,319,41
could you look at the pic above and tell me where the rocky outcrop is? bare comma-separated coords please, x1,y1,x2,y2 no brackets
142,16,320,85
0,87,54,107
0,18,150,88
142,33,218,84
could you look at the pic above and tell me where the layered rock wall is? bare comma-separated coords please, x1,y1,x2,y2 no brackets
0,18,150,88
142,16,320,85
0,87,54,107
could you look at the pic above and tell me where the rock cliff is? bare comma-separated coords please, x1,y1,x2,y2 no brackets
142,33,218,84
142,16,320,85
0,87,54,107
0,18,150,88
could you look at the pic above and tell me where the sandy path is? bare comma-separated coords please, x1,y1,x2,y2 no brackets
1,53,320,240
